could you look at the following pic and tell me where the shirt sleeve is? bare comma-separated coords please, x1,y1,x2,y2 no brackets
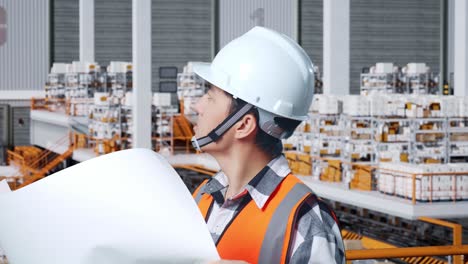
288,197,346,264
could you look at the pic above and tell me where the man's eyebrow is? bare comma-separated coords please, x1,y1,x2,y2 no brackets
206,86,215,95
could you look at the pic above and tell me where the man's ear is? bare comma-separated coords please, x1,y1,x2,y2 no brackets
234,113,257,139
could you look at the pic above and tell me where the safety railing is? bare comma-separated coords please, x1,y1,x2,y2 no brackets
346,245,468,263
6,150,25,168
378,168,468,204
419,217,464,264
344,217,467,264
3,134,71,189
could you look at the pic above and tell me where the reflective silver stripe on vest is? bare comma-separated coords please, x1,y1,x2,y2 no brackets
258,183,311,264
194,182,207,204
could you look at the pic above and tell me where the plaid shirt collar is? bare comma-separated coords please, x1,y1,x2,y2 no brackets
201,155,291,209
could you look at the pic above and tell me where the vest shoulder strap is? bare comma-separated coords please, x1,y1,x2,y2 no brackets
260,180,312,264
192,179,209,203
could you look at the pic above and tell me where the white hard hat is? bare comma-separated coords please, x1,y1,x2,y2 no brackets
193,26,315,121
191,27,314,150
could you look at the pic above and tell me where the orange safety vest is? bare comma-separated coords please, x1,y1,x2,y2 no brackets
192,174,313,264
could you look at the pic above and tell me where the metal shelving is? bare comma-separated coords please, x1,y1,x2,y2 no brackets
448,117,468,163
341,115,376,163
410,117,447,164
360,72,398,95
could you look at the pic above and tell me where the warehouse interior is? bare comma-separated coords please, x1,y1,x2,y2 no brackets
1,0,468,263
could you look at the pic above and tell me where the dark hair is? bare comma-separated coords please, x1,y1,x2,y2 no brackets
228,94,289,157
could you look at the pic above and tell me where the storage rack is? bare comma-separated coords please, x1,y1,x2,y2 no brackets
360,72,398,95
65,70,98,117
152,93,179,153
410,117,447,164
448,117,468,163
373,117,411,163
403,72,439,95
44,72,66,112
309,113,341,179
89,94,122,155
340,115,377,187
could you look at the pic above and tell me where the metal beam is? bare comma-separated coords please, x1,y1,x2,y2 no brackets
132,0,152,149
211,0,219,58
79,0,94,62
439,0,448,93
448,0,455,89
454,0,468,96
323,0,350,95
346,245,468,261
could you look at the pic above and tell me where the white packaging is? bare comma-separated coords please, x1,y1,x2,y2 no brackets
71,61,99,73
86,63,99,73
375,63,394,74
343,95,369,116
153,93,172,107
407,63,427,74
396,108,406,117
51,63,68,74
369,94,387,116
443,96,457,117
384,103,394,116
185,61,197,73
94,92,109,106
317,95,340,114
108,61,132,73
406,105,417,118
108,61,125,73
72,61,86,73
392,151,401,162
310,94,323,113
416,107,424,118
458,97,468,117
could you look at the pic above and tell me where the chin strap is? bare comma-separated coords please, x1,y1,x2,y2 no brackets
191,103,255,151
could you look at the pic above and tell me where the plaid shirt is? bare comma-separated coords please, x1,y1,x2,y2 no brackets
199,155,346,264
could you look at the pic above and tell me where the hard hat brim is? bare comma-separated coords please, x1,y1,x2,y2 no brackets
192,62,228,91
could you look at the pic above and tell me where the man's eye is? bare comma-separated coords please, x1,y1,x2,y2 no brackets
202,93,212,101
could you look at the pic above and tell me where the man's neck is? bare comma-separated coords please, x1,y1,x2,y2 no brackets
211,143,273,199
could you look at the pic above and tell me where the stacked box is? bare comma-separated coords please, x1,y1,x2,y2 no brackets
369,94,388,116
375,63,394,74
320,159,342,182
297,153,312,175
449,163,468,199
349,165,373,191
318,95,341,115
153,93,172,107
443,96,459,117
406,63,427,74
284,152,297,173
459,97,468,117
343,95,370,116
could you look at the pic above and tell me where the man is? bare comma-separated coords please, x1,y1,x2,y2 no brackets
191,27,345,264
